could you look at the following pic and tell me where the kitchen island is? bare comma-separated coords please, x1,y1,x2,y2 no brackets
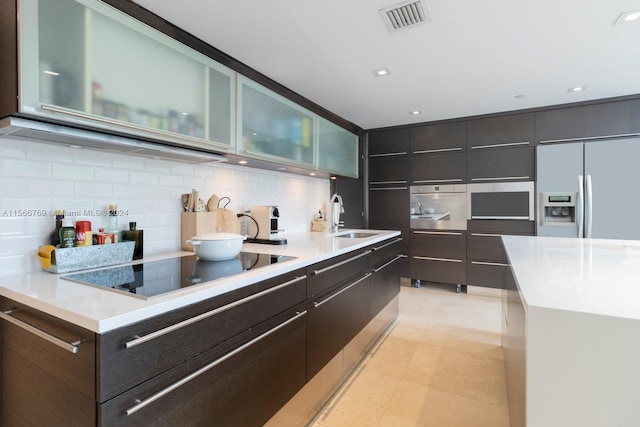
0,229,402,426
502,235,640,427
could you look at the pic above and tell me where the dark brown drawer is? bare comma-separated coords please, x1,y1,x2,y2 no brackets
97,268,307,402
307,249,371,298
411,256,466,285
370,237,402,269
0,297,95,399
99,308,307,427
467,220,534,262
411,230,466,259
467,219,535,234
467,232,508,262
467,260,515,290
1,297,96,425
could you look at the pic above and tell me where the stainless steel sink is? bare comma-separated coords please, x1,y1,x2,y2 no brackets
334,232,378,238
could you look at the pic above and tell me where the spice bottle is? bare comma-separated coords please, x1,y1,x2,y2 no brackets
105,204,121,243
122,222,143,260
59,218,76,248
49,210,65,247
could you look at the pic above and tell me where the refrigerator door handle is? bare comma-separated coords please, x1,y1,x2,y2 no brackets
577,175,584,238
585,174,593,238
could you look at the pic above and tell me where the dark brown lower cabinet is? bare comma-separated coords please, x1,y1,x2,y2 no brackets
98,308,307,427
370,238,402,318
307,273,371,379
410,230,466,285
0,298,96,426
466,220,534,289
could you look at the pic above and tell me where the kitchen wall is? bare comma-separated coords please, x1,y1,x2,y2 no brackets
0,136,329,277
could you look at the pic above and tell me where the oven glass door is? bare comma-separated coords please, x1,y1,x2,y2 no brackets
467,182,534,220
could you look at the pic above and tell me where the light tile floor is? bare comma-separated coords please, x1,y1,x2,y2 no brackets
310,283,510,427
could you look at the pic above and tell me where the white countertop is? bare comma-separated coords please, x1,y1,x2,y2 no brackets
0,229,399,333
502,235,640,319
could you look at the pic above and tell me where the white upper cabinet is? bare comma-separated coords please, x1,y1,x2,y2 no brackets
317,118,359,178
238,77,315,167
19,0,235,151
14,0,359,176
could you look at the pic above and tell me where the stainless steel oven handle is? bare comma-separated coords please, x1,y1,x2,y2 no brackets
312,250,372,276
125,310,307,416
0,310,80,354
313,273,371,308
470,233,502,237
372,238,403,251
125,275,307,349
372,254,406,273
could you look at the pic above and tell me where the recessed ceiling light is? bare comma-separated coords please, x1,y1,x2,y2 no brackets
238,160,248,165
372,68,391,77
614,9,640,25
568,85,587,93
309,172,316,176
410,110,422,115
330,176,337,180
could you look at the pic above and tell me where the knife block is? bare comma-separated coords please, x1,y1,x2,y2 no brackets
181,212,217,251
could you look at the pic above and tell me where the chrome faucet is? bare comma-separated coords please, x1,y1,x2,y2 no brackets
330,193,344,233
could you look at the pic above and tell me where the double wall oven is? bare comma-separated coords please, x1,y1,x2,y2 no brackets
410,181,535,291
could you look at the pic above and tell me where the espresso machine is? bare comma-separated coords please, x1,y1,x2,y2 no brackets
247,205,287,245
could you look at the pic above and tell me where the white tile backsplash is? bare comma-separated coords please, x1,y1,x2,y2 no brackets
0,136,330,277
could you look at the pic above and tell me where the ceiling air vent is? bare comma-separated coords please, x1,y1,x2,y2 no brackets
379,0,431,32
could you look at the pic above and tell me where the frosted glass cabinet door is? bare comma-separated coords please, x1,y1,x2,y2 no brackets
18,0,235,150
240,78,315,167
318,118,359,177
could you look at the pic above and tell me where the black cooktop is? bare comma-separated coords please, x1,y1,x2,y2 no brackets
61,252,296,299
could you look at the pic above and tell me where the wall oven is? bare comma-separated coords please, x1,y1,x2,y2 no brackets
410,184,467,230
467,181,534,220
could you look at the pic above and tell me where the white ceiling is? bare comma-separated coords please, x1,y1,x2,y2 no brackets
133,0,640,130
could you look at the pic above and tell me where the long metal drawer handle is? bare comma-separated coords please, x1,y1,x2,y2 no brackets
413,178,463,183
470,176,531,182
41,104,208,146
369,180,408,185
313,273,372,308
125,310,307,416
413,231,462,236
125,275,307,349
413,147,462,154
369,152,407,157
470,233,502,237
372,238,403,251
372,254,406,273
312,250,372,276
471,261,510,267
0,310,80,354
369,187,408,191
413,256,462,263
470,141,530,149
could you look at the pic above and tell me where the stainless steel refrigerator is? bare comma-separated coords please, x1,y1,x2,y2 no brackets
536,137,640,239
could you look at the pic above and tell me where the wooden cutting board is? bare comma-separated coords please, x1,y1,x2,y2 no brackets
213,208,241,234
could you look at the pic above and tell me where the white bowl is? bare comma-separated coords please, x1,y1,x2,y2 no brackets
424,208,435,214
186,232,246,261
